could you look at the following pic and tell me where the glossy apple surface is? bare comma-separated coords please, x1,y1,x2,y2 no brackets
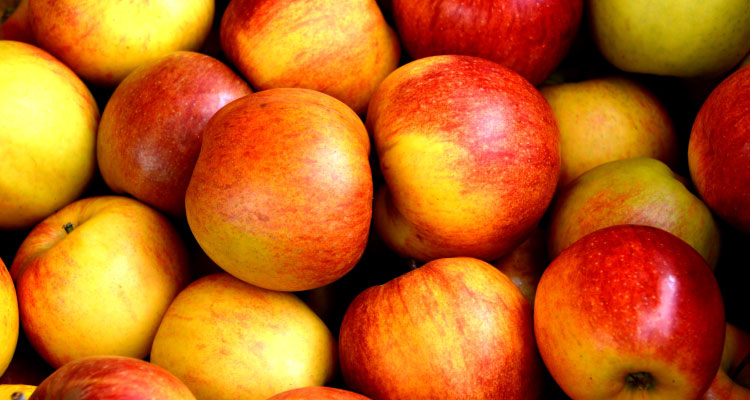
540,76,678,189
0,40,98,230
29,0,214,86
689,65,750,233
339,257,542,399
267,387,371,400
150,273,337,400
369,55,560,262
29,356,195,400
97,51,252,217
10,196,190,368
535,225,725,400
221,0,400,114
548,157,721,268
703,323,750,400
0,258,18,376
185,88,372,291
589,0,750,78
392,0,582,85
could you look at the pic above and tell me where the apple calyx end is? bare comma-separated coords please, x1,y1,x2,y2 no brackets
11,392,28,400
63,222,75,234
625,372,655,391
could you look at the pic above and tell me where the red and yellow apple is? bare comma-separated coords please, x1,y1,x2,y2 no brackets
689,65,750,234
540,76,678,189
0,40,98,230
535,225,725,399
28,0,215,86
29,356,195,400
548,157,721,268
703,323,750,400
220,0,400,114
339,257,542,399
267,387,371,400
391,0,583,85
150,273,337,400
0,0,32,43
185,88,372,291
369,55,560,262
492,227,548,306
0,258,18,377
97,51,252,217
10,196,190,368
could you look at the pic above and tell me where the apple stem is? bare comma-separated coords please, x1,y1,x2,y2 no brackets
625,372,654,391
731,352,750,382
63,222,75,234
11,392,27,400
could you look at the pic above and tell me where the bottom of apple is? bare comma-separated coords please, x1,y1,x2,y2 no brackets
625,372,654,391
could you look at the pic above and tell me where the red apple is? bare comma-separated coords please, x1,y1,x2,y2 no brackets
29,0,215,86
689,65,750,233
29,356,195,400
185,88,372,292
391,0,583,85
703,323,750,400
369,55,560,262
97,51,252,217
339,257,542,399
535,225,725,399
0,258,18,377
10,196,190,368
220,0,401,114
0,0,33,43
267,387,370,400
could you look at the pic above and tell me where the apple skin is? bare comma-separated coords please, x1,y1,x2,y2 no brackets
548,157,721,269
0,40,99,230
150,273,337,400
185,88,372,292
540,76,678,189
29,356,195,400
9,196,190,369
0,0,33,43
588,1,750,78
369,55,560,262
97,51,252,217
338,257,542,399
703,323,750,400
28,0,214,86
220,0,400,114
689,65,750,234
535,225,725,400
0,258,18,377
391,0,583,85
0,384,35,399
492,227,548,306
266,387,371,400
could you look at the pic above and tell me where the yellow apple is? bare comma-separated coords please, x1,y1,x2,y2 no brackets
540,76,678,189
150,273,337,400
588,0,750,78
0,384,34,399
0,259,18,377
10,196,190,369
0,40,98,230
28,0,214,86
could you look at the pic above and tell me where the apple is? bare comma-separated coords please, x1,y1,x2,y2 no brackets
338,257,542,399
0,385,34,400
491,227,548,306
10,196,190,369
0,258,18,377
29,356,195,400
540,76,678,189
267,387,371,400
28,0,214,86
97,51,252,217
0,0,32,43
0,40,98,230
588,1,750,78
688,65,750,233
150,273,337,400
391,0,583,85
185,88,372,292
548,157,721,268
703,323,750,400
535,225,725,400
220,0,401,114
369,55,560,262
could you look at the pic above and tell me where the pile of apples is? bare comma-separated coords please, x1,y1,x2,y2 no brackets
1,0,749,399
